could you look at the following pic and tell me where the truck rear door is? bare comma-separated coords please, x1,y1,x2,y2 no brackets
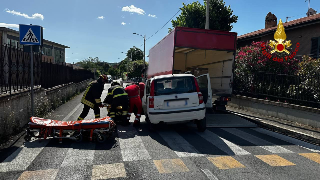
196,73,212,108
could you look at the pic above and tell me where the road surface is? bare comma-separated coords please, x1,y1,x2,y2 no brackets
1,83,320,180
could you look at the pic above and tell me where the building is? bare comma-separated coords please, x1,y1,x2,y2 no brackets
237,9,320,59
0,27,69,64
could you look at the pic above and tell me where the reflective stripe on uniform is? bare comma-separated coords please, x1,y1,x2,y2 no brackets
110,115,115,118
81,98,94,109
78,117,84,120
114,93,128,98
122,111,128,115
95,99,101,103
110,112,115,114
95,114,100,118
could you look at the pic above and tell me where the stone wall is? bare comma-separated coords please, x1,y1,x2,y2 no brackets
228,95,320,128
0,79,92,139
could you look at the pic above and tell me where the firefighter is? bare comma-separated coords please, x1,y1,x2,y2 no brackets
125,83,142,126
104,81,130,126
77,75,107,120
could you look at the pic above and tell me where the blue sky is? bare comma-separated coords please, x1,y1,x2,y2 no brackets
1,0,319,64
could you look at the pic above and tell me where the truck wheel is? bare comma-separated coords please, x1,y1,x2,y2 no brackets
197,117,207,132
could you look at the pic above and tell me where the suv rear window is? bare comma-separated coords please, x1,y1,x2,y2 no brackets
154,76,196,96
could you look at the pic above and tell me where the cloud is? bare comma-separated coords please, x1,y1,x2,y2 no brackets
121,22,126,25
148,14,157,18
0,23,19,29
97,16,104,19
5,9,44,20
121,15,125,18
122,5,145,15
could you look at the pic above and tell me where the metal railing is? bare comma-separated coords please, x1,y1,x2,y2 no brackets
233,72,320,108
0,44,94,96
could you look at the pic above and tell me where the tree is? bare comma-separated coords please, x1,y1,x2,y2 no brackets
76,57,110,75
168,0,238,33
126,46,143,61
108,67,119,77
128,60,148,78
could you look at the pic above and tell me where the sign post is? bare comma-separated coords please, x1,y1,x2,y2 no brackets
19,24,43,117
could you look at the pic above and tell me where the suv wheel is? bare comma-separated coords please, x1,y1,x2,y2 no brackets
197,117,206,132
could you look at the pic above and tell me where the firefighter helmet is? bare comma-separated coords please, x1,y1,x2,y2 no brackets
111,81,120,87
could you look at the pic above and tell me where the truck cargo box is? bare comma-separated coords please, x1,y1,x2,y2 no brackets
148,27,237,110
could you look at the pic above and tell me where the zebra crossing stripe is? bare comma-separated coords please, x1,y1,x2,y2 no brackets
61,143,96,167
252,128,320,152
158,131,204,157
117,125,151,161
196,130,250,155
201,169,219,180
0,140,49,172
223,128,293,154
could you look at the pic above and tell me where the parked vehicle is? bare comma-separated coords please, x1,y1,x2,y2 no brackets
142,27,237,131
144,27,237,112
142,74,206,132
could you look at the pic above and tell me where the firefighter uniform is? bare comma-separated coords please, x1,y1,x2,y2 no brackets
78,78,105,120
105,84,129,124
125,84,142,125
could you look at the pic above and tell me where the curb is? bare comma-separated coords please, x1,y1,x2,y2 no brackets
226,109,320,146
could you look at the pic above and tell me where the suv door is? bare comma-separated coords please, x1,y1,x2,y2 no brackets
196,73,212,108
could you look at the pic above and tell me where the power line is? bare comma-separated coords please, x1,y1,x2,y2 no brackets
138,8,181,47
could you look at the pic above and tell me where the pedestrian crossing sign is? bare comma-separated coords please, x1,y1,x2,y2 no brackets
19,24,43,45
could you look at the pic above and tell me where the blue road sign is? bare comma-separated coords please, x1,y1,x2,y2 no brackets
19,24,43,45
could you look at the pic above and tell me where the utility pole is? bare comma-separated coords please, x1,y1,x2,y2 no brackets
205,0,210,29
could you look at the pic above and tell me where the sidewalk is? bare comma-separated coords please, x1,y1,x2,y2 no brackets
227,105,320,145
45,84,110,121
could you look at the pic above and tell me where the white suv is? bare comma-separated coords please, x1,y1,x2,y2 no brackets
142,74,206,132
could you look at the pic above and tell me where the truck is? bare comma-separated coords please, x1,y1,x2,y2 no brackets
147,27,237,111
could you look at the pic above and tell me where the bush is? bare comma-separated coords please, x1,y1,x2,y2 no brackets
234,41,320,106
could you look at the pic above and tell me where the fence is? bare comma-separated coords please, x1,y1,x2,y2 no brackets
0,44,94,96
233,71,320,108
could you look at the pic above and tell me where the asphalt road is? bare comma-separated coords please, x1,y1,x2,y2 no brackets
1,83,320,180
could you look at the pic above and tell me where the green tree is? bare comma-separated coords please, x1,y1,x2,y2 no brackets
168,0,238,33
108,67,119,77
126,46,143,61
76,57,110,75
128,60,148,78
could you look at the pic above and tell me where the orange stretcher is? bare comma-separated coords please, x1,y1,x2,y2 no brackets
25,116,116,143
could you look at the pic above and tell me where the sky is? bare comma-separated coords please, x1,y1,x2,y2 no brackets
1,0,319,64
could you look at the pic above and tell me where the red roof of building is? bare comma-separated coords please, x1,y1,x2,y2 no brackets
238,13,320,40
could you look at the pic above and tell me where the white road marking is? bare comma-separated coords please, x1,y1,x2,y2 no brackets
253,128,320,152
223,128,293,154
196,130,250,155
0,140,49,172
61,143,96,167
158,131,204,157
117,126,151,161
201,169,219,180
62,103,82,121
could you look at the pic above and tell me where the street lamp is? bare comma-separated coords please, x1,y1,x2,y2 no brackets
133,32,146,81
